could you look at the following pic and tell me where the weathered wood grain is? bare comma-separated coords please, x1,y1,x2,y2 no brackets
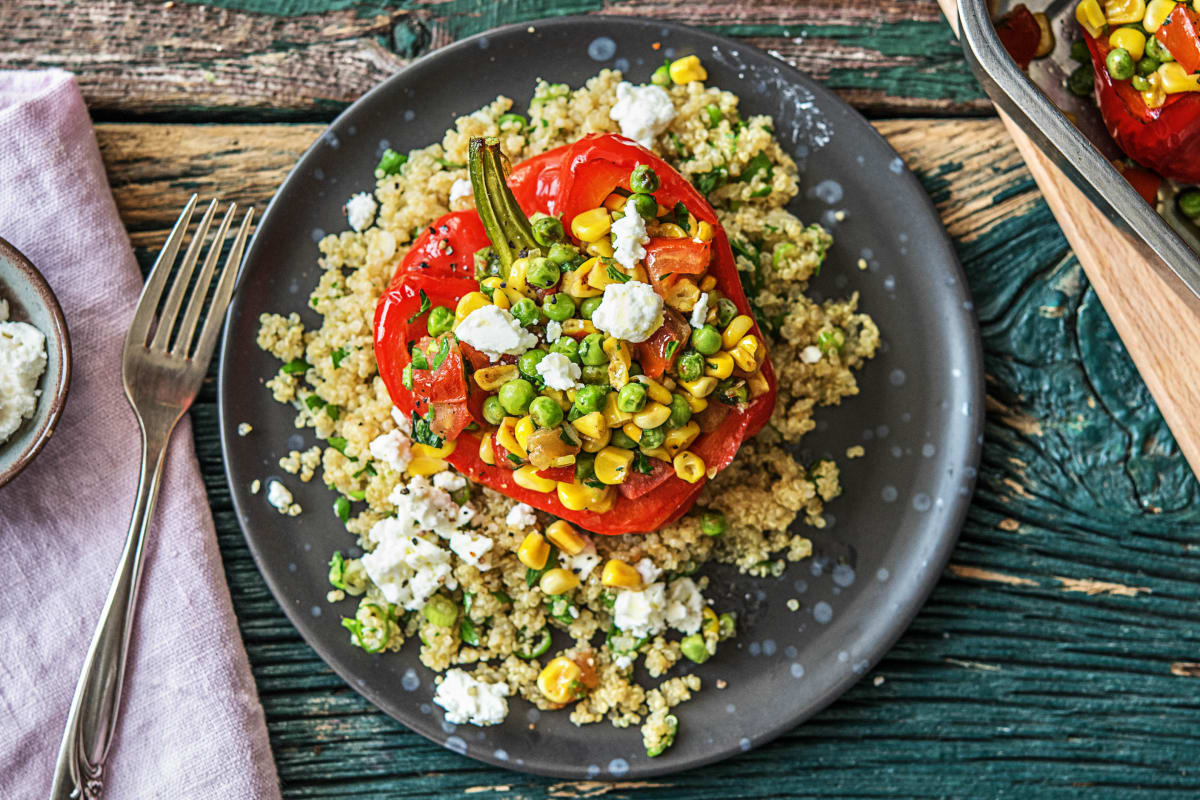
4,0,988,120
97,121,1200,798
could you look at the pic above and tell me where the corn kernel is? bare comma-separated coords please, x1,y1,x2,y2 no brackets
642,447,671,461
699,274,717,292
588,259,628,290
513,415,536,452
602,558,643,589
633,401,672,429
454,291,491,321
603,192,627,213
1143,0,1174,30
546,520,588,555
479,433,496,465
518,532,550,568
514,464,556,493
636,376,674,406
703,351,735,379
604,338,632,390
1158,61,1200,93
496,416,526,459
1109,26,1146,60
747,369,771,400
604,391,634,427
663,421,701,457
406,455,448,476
538,656,584,704
562,258,603,298
1106,0,1146,24
571,208,612,242
539,568,580,596
702,606,719,636
491,286,511,310
595,446,635,485
549,454,576,468
658,222,688,239
721,314,755,349
695,220,715,242
587,484,616,512
679,376,718,398
673,451,706,483
669,54,707,84
1076,0,1106,37
562,318,598,336
661,276,701,312
413,439,457,459
474,364,519,390
586,238,615,258
579,426,612,453
557,481,591,511
571,411,607,440
683,393,708,413
507,256,530,293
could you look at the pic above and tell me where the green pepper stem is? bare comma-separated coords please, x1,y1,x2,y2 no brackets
468,136,539,275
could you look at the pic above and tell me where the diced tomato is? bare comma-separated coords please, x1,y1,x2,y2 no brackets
1158,7,1200,75
643,237,711,285
694,401,731,434
995,4,1041,71
430,401,471,440
636,307,690,379
617,458,674,500
534,465,576,483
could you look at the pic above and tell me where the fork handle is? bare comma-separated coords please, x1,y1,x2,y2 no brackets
50,423,172,800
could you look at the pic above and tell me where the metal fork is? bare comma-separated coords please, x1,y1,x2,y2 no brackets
50,196,254,800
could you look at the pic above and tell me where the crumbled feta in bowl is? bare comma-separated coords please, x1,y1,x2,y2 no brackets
434,668,509,726
454,305,538,362
345,192,378,232
609,81,677,147
591,281,664,343
0,297,47,445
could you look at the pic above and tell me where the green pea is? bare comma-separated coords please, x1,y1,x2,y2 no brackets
410,344,429,370
581,365,610,385
651,63,671,87
676,350,704,382
667,394,692,428
482,395,506,425
628,192,657,220
691,324,722,355
550,336,581,363
700,509,726,536
580,332,609,365
1068,63,1094,97
1069,39,1090,63
531,215,565,247
1131,74,1153,91
548,242,581,266
1145,35,1173,63
703,103,723,127
639,425,666,451
580,296,603,320
715,297,738,328
543,292,575,321
518,348,547,380
1106,48,1134,81
616,382,648,413
422,594,458,627
575,452,597,483
510,297,540,327
1137,56,1161,76
474,246,501,281
718,612,736,638
1179,189,1200,219
817,328,846,354
680,633,709,664
717,377,748,406
375,148,406,177
573,384,608,414
527,257,562,289
427,305,454,336
529,396,564,427
611,429,639,449
631,164,661,194
498,379,535,415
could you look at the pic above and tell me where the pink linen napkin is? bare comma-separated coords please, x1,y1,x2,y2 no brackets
0,70,281,799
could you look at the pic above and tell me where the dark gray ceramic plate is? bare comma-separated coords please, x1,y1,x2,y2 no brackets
218,16,983,780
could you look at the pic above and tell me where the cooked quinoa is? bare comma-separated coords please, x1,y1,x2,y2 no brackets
256,67,879,754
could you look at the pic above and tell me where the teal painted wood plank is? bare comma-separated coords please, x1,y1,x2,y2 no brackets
158,118,1200,798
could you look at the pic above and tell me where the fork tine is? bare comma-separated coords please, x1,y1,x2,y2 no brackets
126,194,197,349
150,198,217,352
171,203,236,357
192,207,254,364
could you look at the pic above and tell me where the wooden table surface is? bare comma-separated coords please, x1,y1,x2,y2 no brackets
11,1,1200,797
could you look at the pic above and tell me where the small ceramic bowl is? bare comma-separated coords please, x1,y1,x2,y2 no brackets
0,237,71,489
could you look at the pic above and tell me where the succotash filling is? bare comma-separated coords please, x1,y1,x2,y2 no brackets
257,58,880,759
999,2,1200,214
374,133,775,536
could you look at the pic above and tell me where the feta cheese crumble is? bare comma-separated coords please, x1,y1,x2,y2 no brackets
434,668,509,726
237,422,253,436
591,281,664,343
611,201,649,272
449,529,494,570
345,192,377,232
690,292,710,328
448,177,474,207
0,297,47,444
361,525,455,610
454,305,538,362
266,480,300,516
612,577,706,638
505,502,537,530
536,351,582,391
369,428,413,473
560,545,602,581
801,345,822,364
609,82,677,147
635,558,662,585
545,319,562,343
382,474,476,540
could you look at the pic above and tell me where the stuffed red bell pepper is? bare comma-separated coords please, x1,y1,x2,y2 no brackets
374,133,777,535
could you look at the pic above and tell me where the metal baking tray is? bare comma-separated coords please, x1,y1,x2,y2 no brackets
956,0,1200,300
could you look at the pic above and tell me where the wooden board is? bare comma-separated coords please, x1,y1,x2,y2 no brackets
96,120,1200,798
936,0,1200,475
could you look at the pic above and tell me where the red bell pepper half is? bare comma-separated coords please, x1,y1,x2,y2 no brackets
1079,18,1200,184
374,133,777,534
995,4,1042,71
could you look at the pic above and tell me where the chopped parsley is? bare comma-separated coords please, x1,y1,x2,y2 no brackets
281,359,310,375
606,264,632,283
664,340,679,361
407,289,431,324
411,411,444,448
331,347,349,368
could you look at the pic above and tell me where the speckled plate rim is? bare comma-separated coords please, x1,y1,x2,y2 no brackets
218,14,984,780
0,236,71,489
